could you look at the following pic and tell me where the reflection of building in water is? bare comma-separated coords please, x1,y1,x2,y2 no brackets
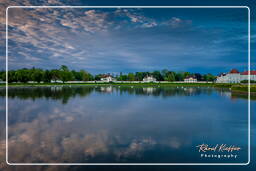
184,87,196,94
100,86,113,93
184,76,197,83
100,74,116,82
50,86,63,91
219,90,232,98
216,69,256,83
143,75,156,83
143,87,156,94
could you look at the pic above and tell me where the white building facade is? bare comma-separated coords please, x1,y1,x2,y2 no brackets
216,69,256,83
240,71,256,81
100,75,115,82
143,76,157,83
184,76,197,83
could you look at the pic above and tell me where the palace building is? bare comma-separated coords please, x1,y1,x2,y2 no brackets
100,74,115,82
142,76,157,83
184,76,197,83
216,69,256,83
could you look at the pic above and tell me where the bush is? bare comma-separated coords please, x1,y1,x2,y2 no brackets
241,80,256,83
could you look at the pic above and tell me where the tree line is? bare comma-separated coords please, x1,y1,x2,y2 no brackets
116,70,216,82
0,65,216,83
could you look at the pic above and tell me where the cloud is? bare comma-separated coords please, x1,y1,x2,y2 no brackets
2,6,197,71
141,21,157,28
115,9,158,28
164,17,192,28
0,2,251,73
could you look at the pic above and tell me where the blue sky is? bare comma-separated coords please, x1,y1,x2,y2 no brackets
0,0,255,75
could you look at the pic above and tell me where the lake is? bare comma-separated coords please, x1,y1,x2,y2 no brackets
0,85,250,164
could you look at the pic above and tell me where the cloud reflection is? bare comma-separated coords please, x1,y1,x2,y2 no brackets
1,86,247,163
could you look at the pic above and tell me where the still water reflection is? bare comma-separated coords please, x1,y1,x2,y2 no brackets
0,86,249,163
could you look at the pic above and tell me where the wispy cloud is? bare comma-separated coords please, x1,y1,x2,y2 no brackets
164,17,192,28
0,0,252,74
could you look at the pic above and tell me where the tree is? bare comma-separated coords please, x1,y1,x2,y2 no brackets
128,73,135,81
175,72,184,81
7,70,17,83
0,71,6,81
120,74,128,81
80,70,93,81
195,73,203,81
43,70,52,83
152,71,164,81
165,72,175,81
15,69,30,83
203,73,216,82
31,69,44,83
161,69,169,79
50,69,60,82
184,72,190,78
135,72,144,81
95,74,102,81
59,65,73,83
60,65,68,71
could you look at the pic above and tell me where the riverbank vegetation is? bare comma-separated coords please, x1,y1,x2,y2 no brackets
0,65,216,83
1,82,255,93
1,65,255,94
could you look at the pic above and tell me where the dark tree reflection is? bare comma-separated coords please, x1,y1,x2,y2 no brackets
0,86,234,104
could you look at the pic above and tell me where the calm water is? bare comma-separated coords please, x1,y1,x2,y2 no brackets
0,86,250,164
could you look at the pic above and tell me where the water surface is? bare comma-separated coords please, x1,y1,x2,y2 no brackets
0,86,249,163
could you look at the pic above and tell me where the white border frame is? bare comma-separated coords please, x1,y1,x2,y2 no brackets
5,6,251,166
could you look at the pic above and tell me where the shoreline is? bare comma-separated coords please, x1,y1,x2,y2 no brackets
1,82,221,87
0,82,255,91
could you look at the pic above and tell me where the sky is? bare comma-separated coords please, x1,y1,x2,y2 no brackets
0,0,255,75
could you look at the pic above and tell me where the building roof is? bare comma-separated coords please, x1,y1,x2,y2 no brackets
185,75,196,79
241,71,256,75
229,69,240,74
101,74,112,78
144,75,155,78
218,73,226,77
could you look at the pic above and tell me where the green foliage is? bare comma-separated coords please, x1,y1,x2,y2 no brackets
165,72,176,81
175,72,184,81
135,72,145,81
15,69,31,83
59,65,73,83
4,66,221,84
241,80,256,83
0,71,6,81
152,71,164,81
31,69,44,83
79,70,93,81
8,70,17,83
94,74,102,81
43,70,52,83
50,69,60,82
128,73,135,81
203,73,216,81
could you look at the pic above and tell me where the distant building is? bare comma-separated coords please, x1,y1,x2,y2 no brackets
143,76,156,83
143,87,156,93
240,71,256,81
216,69,256,83
50,80,62,83
100,75,115,82
184,76,197,83
100,86,113,93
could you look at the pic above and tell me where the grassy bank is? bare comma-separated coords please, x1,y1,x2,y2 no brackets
1,82,217,87
0,82,255,92
231,84,256,93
